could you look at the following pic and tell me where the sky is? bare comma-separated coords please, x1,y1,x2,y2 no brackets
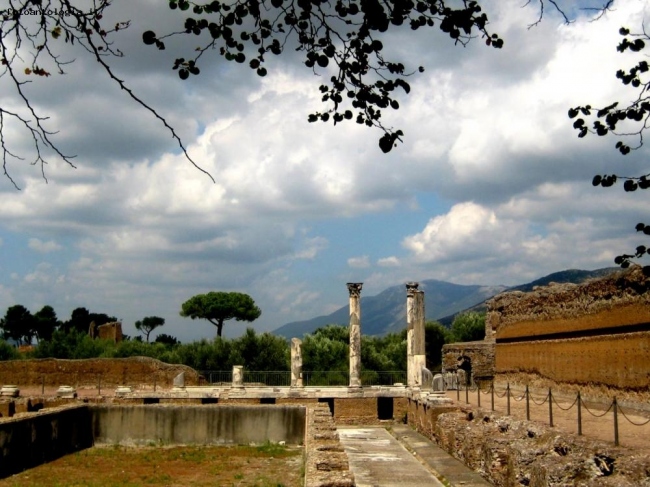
1,0,649,342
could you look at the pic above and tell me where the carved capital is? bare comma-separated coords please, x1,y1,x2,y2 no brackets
346,282,363,297
406,282,419,297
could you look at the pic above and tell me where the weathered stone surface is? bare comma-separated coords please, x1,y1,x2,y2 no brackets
0,357,200,389
406,282,418,387
291,338,303,387
304,403,356,487
433,374,444,392
347,283,362,388
0,385,19,398
232,365,244,388
417,404,650,486
173,372,185,389
56,385,77,398
444,372,458,390
486,266,650,391
97,322,123,342
487,267,650,340
114,386,132,396
443,341,495,383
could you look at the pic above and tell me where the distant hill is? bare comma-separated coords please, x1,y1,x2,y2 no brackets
274,280,506,338
273,268,619,338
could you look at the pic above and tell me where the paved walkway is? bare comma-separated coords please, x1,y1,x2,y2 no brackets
338,426,492,487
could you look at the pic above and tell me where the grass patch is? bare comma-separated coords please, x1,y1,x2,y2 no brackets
0,444,303,487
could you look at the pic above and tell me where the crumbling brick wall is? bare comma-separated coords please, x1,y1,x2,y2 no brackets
487,266,650,390
442,341,495,382
0,357,200,388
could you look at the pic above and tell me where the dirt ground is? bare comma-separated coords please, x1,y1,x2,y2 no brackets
0,443,303,487
446,382,650,452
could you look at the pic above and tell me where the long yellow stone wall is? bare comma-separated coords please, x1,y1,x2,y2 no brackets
488,266,650,390
495,331,650,389
487,267,650,341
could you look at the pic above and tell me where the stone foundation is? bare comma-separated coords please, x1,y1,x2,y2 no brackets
407,397,650,486
304,403,355,487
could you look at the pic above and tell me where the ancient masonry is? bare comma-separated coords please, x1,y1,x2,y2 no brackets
406,282,426,387
347,283,363,388
442,266,650,391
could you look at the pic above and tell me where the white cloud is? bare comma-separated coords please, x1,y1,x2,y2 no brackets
294,237,329,260
1,0,649,339
347,256,371,269
402,202,524,263
28,238,63,253
377,257,401,267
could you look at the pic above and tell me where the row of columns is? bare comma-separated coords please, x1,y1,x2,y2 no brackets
287,282,426,388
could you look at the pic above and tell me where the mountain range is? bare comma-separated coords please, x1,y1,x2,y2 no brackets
273,268,618,338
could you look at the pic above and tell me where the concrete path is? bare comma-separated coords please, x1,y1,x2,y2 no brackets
338,427,444,487
391,425,492,486
338,425,493,487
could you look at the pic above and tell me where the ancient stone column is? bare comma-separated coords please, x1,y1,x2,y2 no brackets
413,290,426,387
232,365,244,388
291,338,303,387
347,283,363,388
406,282,419,387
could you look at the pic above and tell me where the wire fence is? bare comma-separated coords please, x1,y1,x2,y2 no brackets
454,382,650,447
198,370,407,387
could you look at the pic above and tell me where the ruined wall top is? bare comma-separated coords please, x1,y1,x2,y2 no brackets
486,266,650,340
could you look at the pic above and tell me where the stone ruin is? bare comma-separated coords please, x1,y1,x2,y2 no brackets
442,265,650,391
97,322,123,343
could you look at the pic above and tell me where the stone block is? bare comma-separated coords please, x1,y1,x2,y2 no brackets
56,385,77,398
433,374,444,391
0,385,19,398
173,372,185,390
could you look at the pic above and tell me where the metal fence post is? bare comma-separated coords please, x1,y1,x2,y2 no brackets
477,383,481,407
457,382,460,401
465,382,469,404
613,397,619,446
491,381,495,412
507,383,511,416
41,376,45,395
577,391,582,435
526,385,530,421
548,388,553,427
97,374,101,396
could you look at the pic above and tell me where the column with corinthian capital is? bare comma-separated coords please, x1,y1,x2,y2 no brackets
347,283,363,388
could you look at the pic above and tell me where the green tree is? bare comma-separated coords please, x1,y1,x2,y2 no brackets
231,328,290,371
33,305,60,342
61,307,91,334
180,292,261,338
34,329,111,359
449,312,486,343
302,326,349,372
0,305,35,345
0,340,19,361
135,316,165,343
61,308,117,334
424,321,451,370
155,333,180,346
